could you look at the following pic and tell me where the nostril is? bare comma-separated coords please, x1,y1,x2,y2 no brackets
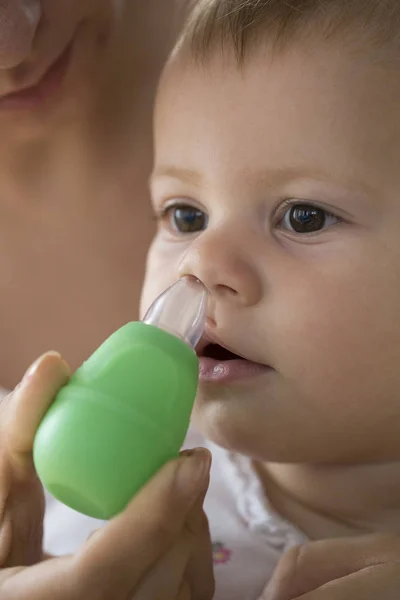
215,283,239,297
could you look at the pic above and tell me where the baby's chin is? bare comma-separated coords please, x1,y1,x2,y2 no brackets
191,384,374,464
191,386,294,461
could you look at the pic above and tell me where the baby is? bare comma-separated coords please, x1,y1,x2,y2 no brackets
2,0,400,599
142,0,400,596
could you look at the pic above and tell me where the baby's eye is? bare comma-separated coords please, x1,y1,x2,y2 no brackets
279,203,341,234
161,204,208,234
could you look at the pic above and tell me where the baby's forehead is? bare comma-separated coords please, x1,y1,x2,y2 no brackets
160,38,399,106
155,42,400,202
158,40,400,139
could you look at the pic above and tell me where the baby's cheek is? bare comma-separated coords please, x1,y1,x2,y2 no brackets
140,243,177,318
271,283,385,408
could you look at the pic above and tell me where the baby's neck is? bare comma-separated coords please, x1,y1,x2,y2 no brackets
255,460,400,540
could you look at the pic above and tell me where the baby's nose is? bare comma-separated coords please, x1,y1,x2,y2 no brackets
0,0,42,69
178,228,262,309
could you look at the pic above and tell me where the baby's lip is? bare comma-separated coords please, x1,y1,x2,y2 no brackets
196,329,269,366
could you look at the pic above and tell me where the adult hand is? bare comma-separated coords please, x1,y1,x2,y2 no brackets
0,351,70,567
0,447,214,599
262,534,400,600
0,351,214,599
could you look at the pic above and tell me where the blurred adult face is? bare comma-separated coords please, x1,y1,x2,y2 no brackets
0,1,124,132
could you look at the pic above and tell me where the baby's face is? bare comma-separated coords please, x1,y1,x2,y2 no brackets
142,41,400,464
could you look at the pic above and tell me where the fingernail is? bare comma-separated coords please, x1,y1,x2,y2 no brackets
23,351,62,381
176,448,211,499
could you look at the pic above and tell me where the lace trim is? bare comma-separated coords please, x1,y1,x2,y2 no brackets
210,442,307,551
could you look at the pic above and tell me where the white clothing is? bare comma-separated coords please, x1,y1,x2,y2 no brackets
0,383,305,599
43,426,307,600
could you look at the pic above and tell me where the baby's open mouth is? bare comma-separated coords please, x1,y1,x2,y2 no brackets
199,343,242,361
196,340,271,383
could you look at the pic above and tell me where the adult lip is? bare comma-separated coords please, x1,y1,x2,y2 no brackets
196,331,272,384
0,41,73,110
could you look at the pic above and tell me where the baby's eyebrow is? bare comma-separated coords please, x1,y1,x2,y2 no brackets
152,164,352,186
151,166,203,187
150,164,377,206
250,165,339,186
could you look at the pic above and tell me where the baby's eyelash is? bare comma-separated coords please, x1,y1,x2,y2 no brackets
275,199,321,220
152,206,168,221
273,199,344,237
153,204,187,220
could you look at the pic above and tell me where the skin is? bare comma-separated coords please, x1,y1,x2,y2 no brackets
1,14,399,596
262,535,400,599
0,0,185,388
141,38,400,546
0,353,214,598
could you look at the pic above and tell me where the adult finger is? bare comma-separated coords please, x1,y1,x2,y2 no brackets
0,352,69,567
134,478,214,600
0,558,73,600
132,530,193,600
0,451,211,600
287,562,400,600
177,580,191,600
184,493,215,600
263,534,400,600
0,351,70,479
74,448,212,598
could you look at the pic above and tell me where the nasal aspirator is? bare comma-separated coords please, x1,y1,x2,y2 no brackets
33,277,207,519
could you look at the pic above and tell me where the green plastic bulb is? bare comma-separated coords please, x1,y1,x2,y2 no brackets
33,277,208,520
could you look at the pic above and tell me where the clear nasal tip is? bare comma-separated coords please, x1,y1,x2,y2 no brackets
142,277,208,349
